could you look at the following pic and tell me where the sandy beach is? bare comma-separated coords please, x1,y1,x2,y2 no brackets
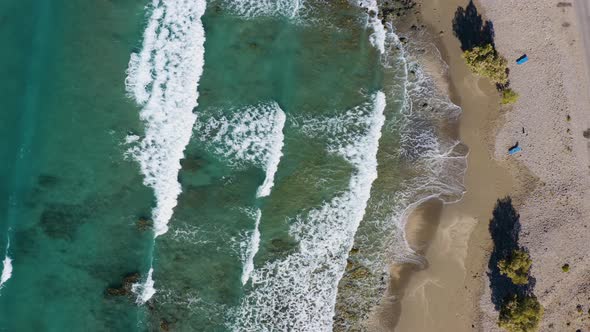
373,0,590,331
478,0,590,330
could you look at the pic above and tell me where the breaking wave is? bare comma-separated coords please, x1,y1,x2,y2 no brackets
195,102,286,198
332,21,468,331
357,0,386,54
240,209,262,285
125,0,207,303
221,0,304,19
0,239,12,290
230,92,386,331
195,102,286,286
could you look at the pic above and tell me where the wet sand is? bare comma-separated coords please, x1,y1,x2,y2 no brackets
372,0,590,330
372,0,519,330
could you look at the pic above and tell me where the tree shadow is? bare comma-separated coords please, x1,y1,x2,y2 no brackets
487,197,536,310
452,0,495,51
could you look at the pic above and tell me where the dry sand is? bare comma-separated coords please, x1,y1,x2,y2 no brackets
371,0,590,331
377,0,518,330
477,0,590,330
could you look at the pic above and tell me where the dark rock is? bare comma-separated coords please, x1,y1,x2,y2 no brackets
136,217,153,231
38,174,59,188
106,287,127,296
160,319,170,331
180,156,204,172
105,272,140,297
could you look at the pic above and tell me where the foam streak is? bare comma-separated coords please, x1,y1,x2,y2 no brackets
232,92,386,331
126,0,207,237
256,108,286,198
222,0,304,18
357,0,386,54
241,209,262,285
0,240,12,290
125,0,207,303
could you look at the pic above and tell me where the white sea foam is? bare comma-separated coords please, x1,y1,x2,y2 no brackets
132,267,156,304
240,209,262,285
231,92,385,331
331,26,470,328
256,109,285,198
357,0,386,54
196,103,286,287
196,102,286,197
0,248,12,289
125,0,207,237
125,0,207,303
222,0,304,19
124,133,140,145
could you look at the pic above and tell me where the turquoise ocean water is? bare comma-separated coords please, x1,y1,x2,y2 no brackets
0,0,466,331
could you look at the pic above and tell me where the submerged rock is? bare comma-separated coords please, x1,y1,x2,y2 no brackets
105,272,140,297
136,217,153,231
40,203,88,241
160,319,170,331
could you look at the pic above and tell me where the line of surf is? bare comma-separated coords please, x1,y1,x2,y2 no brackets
194,103,286,285
358,0,387,53
240,209,262,285
256,107,286,198
232,92,386,331
125,0,207,304
222,0,304,19
0,238,12,291
245,106,285,285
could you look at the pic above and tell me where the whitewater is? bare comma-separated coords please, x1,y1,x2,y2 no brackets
194,103,286,285
232,92,386,331
125,0,207,303
0,239,12,291
120,0,468,330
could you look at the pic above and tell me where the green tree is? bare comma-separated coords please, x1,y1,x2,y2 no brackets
498,295,544,332
501,89,519,105
463,44,509,85
498,249,532,285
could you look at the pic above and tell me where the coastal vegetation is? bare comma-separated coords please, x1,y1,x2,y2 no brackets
487,198,544,331
498,249,532,285
463,44,508,85
452,1,519,104
562,263,570,272
502,89,520,105
462,44,519,105
498,295,544,332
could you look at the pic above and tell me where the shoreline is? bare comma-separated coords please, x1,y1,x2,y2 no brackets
373,0,590,331
372,0,519,330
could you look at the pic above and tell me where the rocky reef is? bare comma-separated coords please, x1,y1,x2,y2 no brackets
105,272,140,297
